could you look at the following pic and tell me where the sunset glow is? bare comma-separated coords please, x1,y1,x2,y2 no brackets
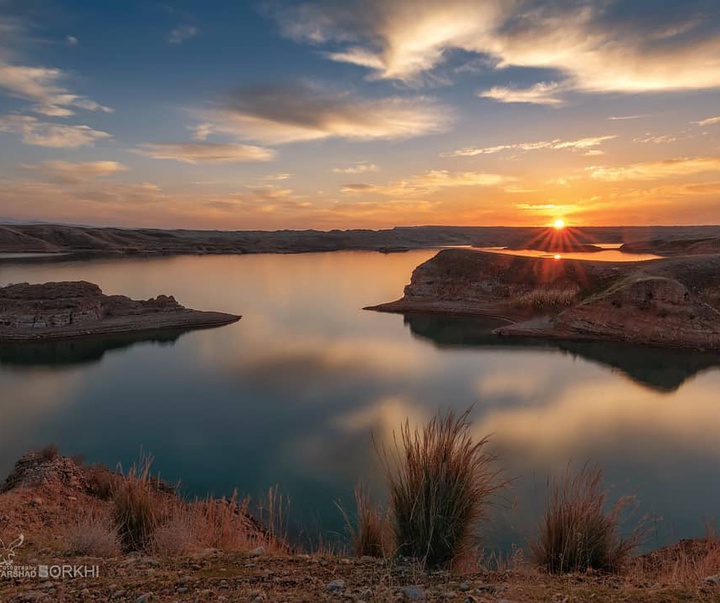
0,1,718,229
553,219,566,230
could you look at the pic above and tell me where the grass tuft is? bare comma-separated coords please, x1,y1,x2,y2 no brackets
532,464,644,574
111,454,166,552
65,510,121,557
344,481,392,558
380,409,505,568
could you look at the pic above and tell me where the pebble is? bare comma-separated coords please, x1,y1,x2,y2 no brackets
327,579,345,592
136,594,152,603
251,546,265,557
402,585,427,601
705,575,720,586
459,582,471,592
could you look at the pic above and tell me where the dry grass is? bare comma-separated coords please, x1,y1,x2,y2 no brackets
513,287,580,309
111,455,167,552
532,465,644,574
380,409,505,569
65,509,121,557
86,464,121,500
160,489,290,555
344,482,393,558
630,534,720,588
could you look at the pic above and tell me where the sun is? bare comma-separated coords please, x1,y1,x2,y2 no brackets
553,218,566,230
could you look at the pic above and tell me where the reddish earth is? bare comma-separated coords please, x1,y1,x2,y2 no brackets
0,452,719,602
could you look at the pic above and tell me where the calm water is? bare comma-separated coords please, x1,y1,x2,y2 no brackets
1,250,719,550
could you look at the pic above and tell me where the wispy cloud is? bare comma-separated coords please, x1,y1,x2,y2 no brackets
135,142,275,164
190,122,214,141
20,160,128,184
447,135,615,157
167,25,199,45
693,116,720,127
341,169,516,197
0,15,110,116
633,134,678,144
333,162,378,174
197,81,453,145
608,114,649,121
588,157,720,181
0,63,113,116
0,114,111,147
264,173,292,181
477,82,566,106
275,1,720,95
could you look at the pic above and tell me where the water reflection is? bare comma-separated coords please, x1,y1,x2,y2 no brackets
0,251,718,551
0,329,190,367
404,313,720,393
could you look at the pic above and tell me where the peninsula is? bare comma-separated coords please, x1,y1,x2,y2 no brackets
368,249,720,351
0,281,240,342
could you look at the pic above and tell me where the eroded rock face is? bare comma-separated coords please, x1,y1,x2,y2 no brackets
0,281,182,329
546,276,720,349
372,249,720,351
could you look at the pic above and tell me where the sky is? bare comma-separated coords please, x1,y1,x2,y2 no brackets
0,0,719,230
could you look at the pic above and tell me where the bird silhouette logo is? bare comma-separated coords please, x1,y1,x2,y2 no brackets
0,534,24,567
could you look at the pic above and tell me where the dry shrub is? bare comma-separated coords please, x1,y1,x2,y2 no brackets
65,509,121,557
38,444,59,462
112,455,168,552
151,505,196,556
86,464,121,500
532,464,644,574
344,482,392,558
381,409,505,568
514,288,580,309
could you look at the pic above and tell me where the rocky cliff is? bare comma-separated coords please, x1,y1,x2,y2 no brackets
0,281,240,342
369,249,720,351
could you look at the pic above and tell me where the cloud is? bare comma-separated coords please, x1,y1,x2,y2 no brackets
264,173,292,181
274,0,720,94
66,35,78,46
0,62,112,116
333,162,378,174
588,157,720,181
190,122,214,141
19,160,128,184
633,134,678,144
448,135,615,157
0,114,111,147
167,25,199,45
135,142,276,164
198,81,453,145
693,116,720,127
608,114,649,121
477,82,566,106
341,169,516,197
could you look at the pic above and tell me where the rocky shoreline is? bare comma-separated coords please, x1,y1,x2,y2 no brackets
0,281,240,342
368,249,720,351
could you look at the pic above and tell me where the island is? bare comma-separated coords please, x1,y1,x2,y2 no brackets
0,281,240,342
367,248,720,351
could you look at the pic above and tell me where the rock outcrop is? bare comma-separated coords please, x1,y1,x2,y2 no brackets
369,249,720,351
0,281,240,342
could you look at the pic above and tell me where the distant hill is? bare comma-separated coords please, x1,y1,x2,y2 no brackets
1,223,720,256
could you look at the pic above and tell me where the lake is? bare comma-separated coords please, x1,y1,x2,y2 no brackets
1,250,719,551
